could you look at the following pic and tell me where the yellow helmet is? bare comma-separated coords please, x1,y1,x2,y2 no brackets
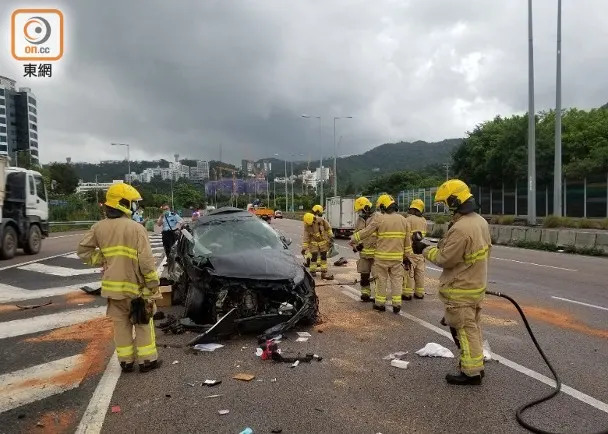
435,179,472,209
376,194,395,210
409,199,425,213
312,204,324,215
105,183,142,216
354,197,372,212
303,212,315,225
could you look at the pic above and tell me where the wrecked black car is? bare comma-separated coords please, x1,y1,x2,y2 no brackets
166,207,318,343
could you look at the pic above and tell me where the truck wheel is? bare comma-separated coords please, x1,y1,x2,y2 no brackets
0,226,18,260
24,225,42,255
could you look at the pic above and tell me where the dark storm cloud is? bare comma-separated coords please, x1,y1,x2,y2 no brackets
1,0,607,164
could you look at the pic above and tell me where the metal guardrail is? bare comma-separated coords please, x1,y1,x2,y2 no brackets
49,221,98,226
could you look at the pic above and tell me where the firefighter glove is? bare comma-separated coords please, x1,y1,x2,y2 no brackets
356,244,364,252
403,257,412,270
411,232,429,255
301,249,306,256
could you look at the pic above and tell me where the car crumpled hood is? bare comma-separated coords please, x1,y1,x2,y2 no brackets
206,249,301,281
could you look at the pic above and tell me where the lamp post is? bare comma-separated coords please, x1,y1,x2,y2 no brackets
301,115,323,205
290,153,304,212
527,0,537,225
274,153,288,212
333,116,352,197
111,143,131,182
553,0,563,217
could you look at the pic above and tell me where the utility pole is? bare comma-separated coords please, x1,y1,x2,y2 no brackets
553,0,563,217
290,160,294,212
443,163,450,181
527,0,537,225
95,174,99,205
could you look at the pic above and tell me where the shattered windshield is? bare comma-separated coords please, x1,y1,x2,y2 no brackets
190,218,285,257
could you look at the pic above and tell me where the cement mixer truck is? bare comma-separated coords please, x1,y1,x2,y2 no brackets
0,156,49,259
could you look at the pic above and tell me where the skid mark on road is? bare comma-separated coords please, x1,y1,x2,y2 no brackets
484,298,608,340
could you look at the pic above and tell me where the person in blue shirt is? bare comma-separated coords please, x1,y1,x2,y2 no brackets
156,204,184,257
132,207,144,224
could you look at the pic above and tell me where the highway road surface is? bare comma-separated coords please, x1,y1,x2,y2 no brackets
0,219,607,433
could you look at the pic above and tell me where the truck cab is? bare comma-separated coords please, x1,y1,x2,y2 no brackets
0,159,49,259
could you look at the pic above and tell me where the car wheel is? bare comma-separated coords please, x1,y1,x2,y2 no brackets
0,226,18,260
24,225,42,255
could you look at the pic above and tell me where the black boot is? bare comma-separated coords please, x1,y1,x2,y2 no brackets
414,293,425,300
120,361,134,373
360,294,371,302
402,295,412,301
393,305,401,314
445,372,482,385
139,360,162,373
373,304,386,312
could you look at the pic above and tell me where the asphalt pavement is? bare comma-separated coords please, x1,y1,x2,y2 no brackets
0,219,607,434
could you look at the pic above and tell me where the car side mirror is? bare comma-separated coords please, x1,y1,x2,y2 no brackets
280,236,292,246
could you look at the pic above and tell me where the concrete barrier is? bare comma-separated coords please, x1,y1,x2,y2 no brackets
541,229,559,245
595,233,608,253
511,227,527,243
525,228,542,243
497,227,513,244
575,232,598,250
557,230,576,247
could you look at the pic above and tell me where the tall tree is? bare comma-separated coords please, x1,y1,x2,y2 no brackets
48,163,79,195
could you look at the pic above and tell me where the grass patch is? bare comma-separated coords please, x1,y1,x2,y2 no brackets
50,224,94,233
489,215,515,225
511,240,605,256
432,215,450,225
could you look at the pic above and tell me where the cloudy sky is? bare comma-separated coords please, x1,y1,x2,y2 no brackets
1,0,607,165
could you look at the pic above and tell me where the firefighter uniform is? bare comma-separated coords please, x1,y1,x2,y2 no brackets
78,184,161,372
302,213,334,276
353,198,377,301
415,179,491,384
403,200,428,299
351,195,407,313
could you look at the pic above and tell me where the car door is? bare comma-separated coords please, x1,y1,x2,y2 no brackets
32,174,49,221
26,174,38,217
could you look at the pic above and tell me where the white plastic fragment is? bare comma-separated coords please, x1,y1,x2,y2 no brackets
297,332,312,338
194,343,225,352
255,348,264,357
415,343,455,358
382,351,408,360
172,360,179,365
483,340,493,361
291,360,300,368
296,337,309,343
390,359,410,369
218,409,230,415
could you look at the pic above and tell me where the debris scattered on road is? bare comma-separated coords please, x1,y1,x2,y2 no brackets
382,351,408,360
165,394,171,398
153,311,166,321
233,373,256,381
296,337,309,342
278,302,294,316
158,314,185,334
416,343,454,358
334,257,348,266
271,429,283,433
16,300,52,310
255,348,264,357
239,428,253,434
203,379,222,387
390,359,409,369
271,378,277,382
218,410,230,416
187,382,197,387
204,394,222,399
297,332,312,338
36,422,45,427
80,285,101,296
172,360,179,365
291,360,300,368
111,406,121,414
194,343,224,352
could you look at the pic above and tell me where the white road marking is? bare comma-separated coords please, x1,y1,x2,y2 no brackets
64,253,81,260
551,296,608,312
0,251,78,272
339,284,608,415
18,263,102,277
491,257,576,272
75,355,121,434
0,355,86,414
0,306,106,340
0,282,98,303
48,233,85,239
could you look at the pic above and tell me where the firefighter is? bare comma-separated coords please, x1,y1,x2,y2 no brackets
350,194,408,313
353,197,376,302
301,212,334,280
403,199,427,300
412,179,491,385
78,184,162,373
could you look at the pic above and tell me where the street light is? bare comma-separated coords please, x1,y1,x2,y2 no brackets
274,153,288,212
290,153,304,212
527,0,537,225
301,115,323,205
111,143,131,182
553,0,563,217
333,116,352,197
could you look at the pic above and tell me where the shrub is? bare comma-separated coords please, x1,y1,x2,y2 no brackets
433,215,450,225
499,215,515,225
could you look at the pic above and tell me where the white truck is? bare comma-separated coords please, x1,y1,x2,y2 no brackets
0,157,49,259
325,196,357,238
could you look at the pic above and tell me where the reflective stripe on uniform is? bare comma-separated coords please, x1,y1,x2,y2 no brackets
404,246,413,253
439,287,486,302
353,232,361,242
377,231,406,239
144,270,159,283
102,280,155,297
361,248,376,255
361,286,371,296
425,246,439,262
374,251,404,261
375,295,386,304
116,345,135,358
137,319,157,358
391,295,402,305
101,245,138,261
458,329,484,370
464,246,490,264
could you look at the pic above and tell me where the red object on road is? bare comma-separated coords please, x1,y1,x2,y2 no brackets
111,405,121,414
